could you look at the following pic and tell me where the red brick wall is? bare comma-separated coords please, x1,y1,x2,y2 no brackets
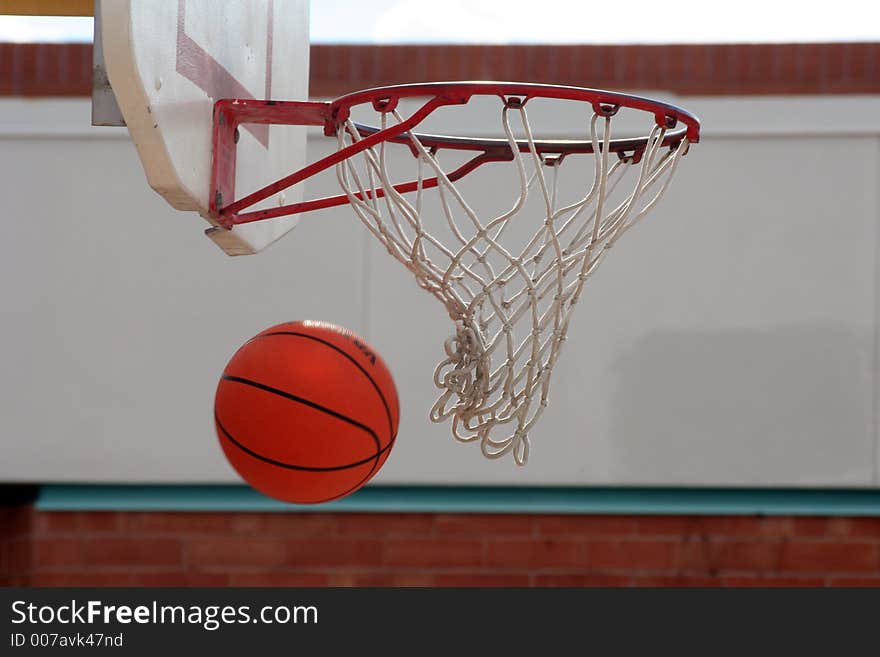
0,43,92,96
2,507,879,586
2,42,879,97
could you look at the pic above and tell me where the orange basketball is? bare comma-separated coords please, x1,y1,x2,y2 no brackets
214,321,399,504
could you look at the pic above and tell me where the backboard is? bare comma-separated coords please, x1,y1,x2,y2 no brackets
97,0,309,255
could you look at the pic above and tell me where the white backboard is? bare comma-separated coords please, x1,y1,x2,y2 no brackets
99,0,309,255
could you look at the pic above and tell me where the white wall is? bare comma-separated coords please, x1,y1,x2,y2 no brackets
1,95,878,487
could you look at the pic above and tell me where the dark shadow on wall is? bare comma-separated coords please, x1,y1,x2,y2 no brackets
0,485,38,506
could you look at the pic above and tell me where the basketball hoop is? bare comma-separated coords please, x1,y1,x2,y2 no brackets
209,82,701,465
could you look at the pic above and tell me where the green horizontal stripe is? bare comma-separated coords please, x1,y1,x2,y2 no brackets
36,485,880,516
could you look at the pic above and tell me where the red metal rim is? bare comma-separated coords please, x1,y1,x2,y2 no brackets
209,82,702,229
331,81,701,156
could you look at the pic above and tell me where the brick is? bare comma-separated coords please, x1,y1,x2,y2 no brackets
848,42,872,84
329,572,435,587
0,43,13,95
129,513,233,534
487,539,583,569
327,571,372,586
592,45,619,89
820,43,847,91
34,512,78,535
635,45,655,89
554,45,577,85
351,45,373,87
31,572,135,586
791,518,847,537
230,572,330,586
587,540,677,571
632,575,723,587
333,513,434,538
701,517,792,538
826,577,880,587
326,45,348,84
535,516,635,537
16,43,90,96
364,45,392,89
230,513,336,537
506,47,530,83
457,45,484,82
793,517,880,539
730,43,755,86
18,44,37,95
707,540,782,573
435,572,531,587
779,541,878,574
843,519,880,539
534,574,631,587
647,45,671,88
532,47,557,85
681,44,714,92
722,575,824,587
750,44,781,94
83,538,182,567
78,513,122,533
697,46,722,93
33,538,83,569
435,515,531,537
423,47,451,83
385,539,483,568
775,44,799,87
401,44,425,79
481,45,508,83
288,539,383,567
131,571,230,586
188,538,284,568
636,516,701,536
381,572,435,587
309,46,329,91
798,43,823,89
676,537,712,573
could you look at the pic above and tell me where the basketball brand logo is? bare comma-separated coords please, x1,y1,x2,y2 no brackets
352,338,377,365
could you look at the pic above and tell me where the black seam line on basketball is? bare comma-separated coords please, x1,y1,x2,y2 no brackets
248,331,395,437
215,412,393,472
274,431,397,503
221,373,382,452
328,432,399,501
250,330,394,436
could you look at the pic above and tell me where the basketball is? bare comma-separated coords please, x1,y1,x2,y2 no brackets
214,321,399,504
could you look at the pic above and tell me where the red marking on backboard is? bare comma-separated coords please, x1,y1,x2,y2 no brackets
175,0,272,148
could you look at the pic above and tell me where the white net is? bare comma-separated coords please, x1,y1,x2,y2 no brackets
333,95,690,465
